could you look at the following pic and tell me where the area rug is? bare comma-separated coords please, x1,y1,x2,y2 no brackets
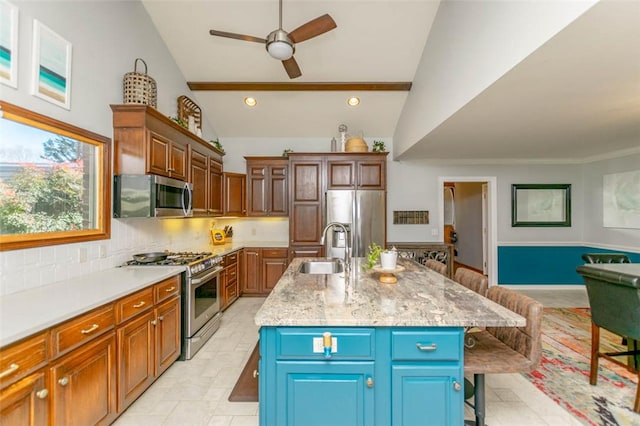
524,308,639,426
228,342,259,402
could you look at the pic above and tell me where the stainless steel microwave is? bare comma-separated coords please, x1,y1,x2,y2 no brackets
113,174,193,218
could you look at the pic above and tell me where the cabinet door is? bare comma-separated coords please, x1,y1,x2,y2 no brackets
327,160,355,189
190,149,208,216
224,172,247,216
357,160,385,189
391,365,463,426
169,142,188,181
117,311,154,411
0,370,48,426
269,164,288,216
275,361,375,426
154,296,181,376
242,249,261,295
289,159,323,246
247,164,268,216
208,159,224,216
262,249,288,293
148,131,170,177
51,332,117,426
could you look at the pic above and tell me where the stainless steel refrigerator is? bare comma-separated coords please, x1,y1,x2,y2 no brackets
325,190,386,259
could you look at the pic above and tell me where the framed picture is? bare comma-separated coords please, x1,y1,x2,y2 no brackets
511,184,571,227
0,0,18,88
31,19,72,109
603,170,640,229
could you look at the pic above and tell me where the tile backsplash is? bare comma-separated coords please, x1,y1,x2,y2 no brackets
0,217,289,296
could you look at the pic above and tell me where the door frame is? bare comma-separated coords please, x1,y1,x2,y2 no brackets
438,176,498,286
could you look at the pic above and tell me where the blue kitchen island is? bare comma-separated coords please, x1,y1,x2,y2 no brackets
255,258,525,426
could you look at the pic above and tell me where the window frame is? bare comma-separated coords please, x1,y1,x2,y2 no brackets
0,101,111,251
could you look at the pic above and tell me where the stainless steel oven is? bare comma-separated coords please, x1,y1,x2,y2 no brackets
123,251,223,360
184,264,223,359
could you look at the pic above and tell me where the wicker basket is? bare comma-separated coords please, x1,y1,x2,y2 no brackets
345,137,368,152
123,58,157,108
177,95,202,133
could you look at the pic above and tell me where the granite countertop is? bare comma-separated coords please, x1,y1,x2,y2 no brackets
255,258,526,328
0,266,185,347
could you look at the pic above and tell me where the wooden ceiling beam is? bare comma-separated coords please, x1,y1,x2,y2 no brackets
187,82,412,91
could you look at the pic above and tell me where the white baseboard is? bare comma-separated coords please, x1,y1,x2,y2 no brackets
499,284,585,290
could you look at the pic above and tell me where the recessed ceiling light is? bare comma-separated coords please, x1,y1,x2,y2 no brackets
347,96,360,107
244,97,257,107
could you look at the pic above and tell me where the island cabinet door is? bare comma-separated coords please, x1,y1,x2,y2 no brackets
391,365,463,426
274,361,375,426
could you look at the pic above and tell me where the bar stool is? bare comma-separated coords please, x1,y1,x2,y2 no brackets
425,259,447,276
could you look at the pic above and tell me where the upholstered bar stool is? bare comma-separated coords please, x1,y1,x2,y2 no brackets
464,286,543,426
425,259,448,276
454,267,489,297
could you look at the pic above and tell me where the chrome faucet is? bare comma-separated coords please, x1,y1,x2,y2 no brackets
320,222,351,274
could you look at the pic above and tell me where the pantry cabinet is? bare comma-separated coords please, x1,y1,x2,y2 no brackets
242,248,288,296
288,155,324,248
245,157,288,217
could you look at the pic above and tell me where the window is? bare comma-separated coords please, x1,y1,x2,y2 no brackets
0,101,111,250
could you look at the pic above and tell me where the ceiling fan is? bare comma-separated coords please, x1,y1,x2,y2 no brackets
209,0,336,79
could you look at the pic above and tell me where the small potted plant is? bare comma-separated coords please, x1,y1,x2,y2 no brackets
372,140,386,152
380,246,398,270
364,243,383,270
209,138,225,154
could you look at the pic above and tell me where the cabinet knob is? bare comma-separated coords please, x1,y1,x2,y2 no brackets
252,369,259,379
58,377,69,386
366,377,375,388
36,389,49,399
452,381,461,392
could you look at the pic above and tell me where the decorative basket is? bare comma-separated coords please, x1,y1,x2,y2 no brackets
345,137,368,152
123,58,157,108
177,95,202,133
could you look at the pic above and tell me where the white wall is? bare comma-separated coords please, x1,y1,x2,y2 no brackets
393,0,597,158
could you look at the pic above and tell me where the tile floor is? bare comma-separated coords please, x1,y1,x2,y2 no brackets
114,289,589,426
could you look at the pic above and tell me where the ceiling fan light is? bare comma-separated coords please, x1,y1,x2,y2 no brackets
267,41,293,60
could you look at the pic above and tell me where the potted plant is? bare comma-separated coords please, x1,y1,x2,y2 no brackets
372,140,386,152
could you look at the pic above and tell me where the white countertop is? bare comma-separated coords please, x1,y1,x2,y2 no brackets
0,266,185,347
256,258,526,328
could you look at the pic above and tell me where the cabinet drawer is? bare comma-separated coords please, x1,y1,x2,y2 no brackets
50,304,115,358
0,332,48,388
154,276,180,304
262,248,287,258
225,252,238,265
226,264,238,283
226,282,238,300
116,287,154,324
276,328,375,360
391,329,461,362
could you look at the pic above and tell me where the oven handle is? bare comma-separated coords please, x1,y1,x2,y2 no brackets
190,267,223,285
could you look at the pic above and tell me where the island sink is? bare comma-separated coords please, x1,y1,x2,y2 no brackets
297,260,344,274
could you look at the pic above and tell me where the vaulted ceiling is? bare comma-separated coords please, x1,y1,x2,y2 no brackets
142,0,640,161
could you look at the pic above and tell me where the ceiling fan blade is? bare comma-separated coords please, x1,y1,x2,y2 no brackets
209,29,266,44
282,57,302,79
288,14,337,44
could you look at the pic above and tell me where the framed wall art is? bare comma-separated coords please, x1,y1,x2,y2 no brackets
31,19,72,109
603,170,640,229
511,184,571,227
0,0,18,88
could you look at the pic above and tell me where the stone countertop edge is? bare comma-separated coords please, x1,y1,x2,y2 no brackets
197,240,289,256
0,266,185,348
255,258,526,328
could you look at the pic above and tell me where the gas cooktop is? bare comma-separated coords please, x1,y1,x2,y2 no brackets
124,251,222,276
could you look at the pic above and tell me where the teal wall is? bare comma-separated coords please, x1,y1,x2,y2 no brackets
498,246,640,285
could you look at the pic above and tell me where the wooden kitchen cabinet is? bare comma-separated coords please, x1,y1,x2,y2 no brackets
112,104,224,185
209,158,224,216
221,250,240,310
288,155,324,248
327,153,387,190
0,332,49,426
224,172,247,216
0,274,182,425
242,248,288,295
50,331,118,426
245,157,288,217
148,131,188,181
116,276,181,411
289,246,324,263
190,145,224,217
